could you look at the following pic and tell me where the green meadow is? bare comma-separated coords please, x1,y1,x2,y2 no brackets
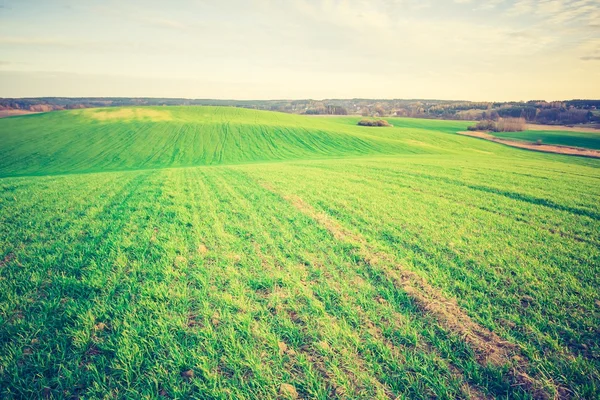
0,107,599,399
492,128,600,150
0,107,473,177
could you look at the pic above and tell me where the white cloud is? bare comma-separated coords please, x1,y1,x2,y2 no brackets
0,0,598,99
475,0,505,10
507,0,535,15
289,0,392,32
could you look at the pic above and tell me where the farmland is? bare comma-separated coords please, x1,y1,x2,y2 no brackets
491,128,600,150
0,107,599,399
0,107,473,177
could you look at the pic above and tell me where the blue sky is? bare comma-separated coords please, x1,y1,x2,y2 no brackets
0,0,598,100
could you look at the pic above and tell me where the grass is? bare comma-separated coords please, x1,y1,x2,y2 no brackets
0,107,475,177
0,107,599,399
492,128,600,150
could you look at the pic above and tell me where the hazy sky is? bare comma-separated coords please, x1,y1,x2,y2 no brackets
1,0,599,101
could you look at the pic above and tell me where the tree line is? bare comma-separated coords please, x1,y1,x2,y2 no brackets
1,97,598,126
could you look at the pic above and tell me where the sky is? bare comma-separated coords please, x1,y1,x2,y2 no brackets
0,0,599,101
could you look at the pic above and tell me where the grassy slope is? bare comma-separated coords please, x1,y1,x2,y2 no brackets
0,107,599,398
0,107,476,177
492,128,600,149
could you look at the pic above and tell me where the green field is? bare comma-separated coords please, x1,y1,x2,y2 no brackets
1,107,599,399
492,128,600,150
0,107,474,177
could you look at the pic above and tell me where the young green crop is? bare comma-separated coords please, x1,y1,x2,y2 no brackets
0,107,476,177
0,107,598,398
492,128,600,149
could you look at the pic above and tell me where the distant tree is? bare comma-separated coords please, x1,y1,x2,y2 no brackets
374,107,386,117
325,105,348,115
496,117,526,132
468,117,525,132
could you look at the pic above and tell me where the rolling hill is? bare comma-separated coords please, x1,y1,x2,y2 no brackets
0,106,479,176
0,107,599,399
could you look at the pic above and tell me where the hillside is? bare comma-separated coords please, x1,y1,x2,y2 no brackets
1,106,481,177
0,107,599,398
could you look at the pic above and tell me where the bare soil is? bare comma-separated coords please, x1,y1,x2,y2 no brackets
0,110,43,118
258,184,557,399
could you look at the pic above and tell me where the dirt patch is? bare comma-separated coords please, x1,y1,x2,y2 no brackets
181,369,195,380
279,383,299,399
278,193,516,364
283,195,362,243
0,252,15,268
197,243,209,255
186,313,203,328
361,251,517,366
0,110,43,118
84,108,172,122
353,303,490,399
261,184,559,399
458,131,600,159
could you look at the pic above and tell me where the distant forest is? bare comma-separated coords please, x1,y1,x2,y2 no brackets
2,97,599,126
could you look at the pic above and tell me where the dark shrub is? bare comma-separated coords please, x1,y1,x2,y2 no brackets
358,119,392,127
468,120,497,131
467,117,525,132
